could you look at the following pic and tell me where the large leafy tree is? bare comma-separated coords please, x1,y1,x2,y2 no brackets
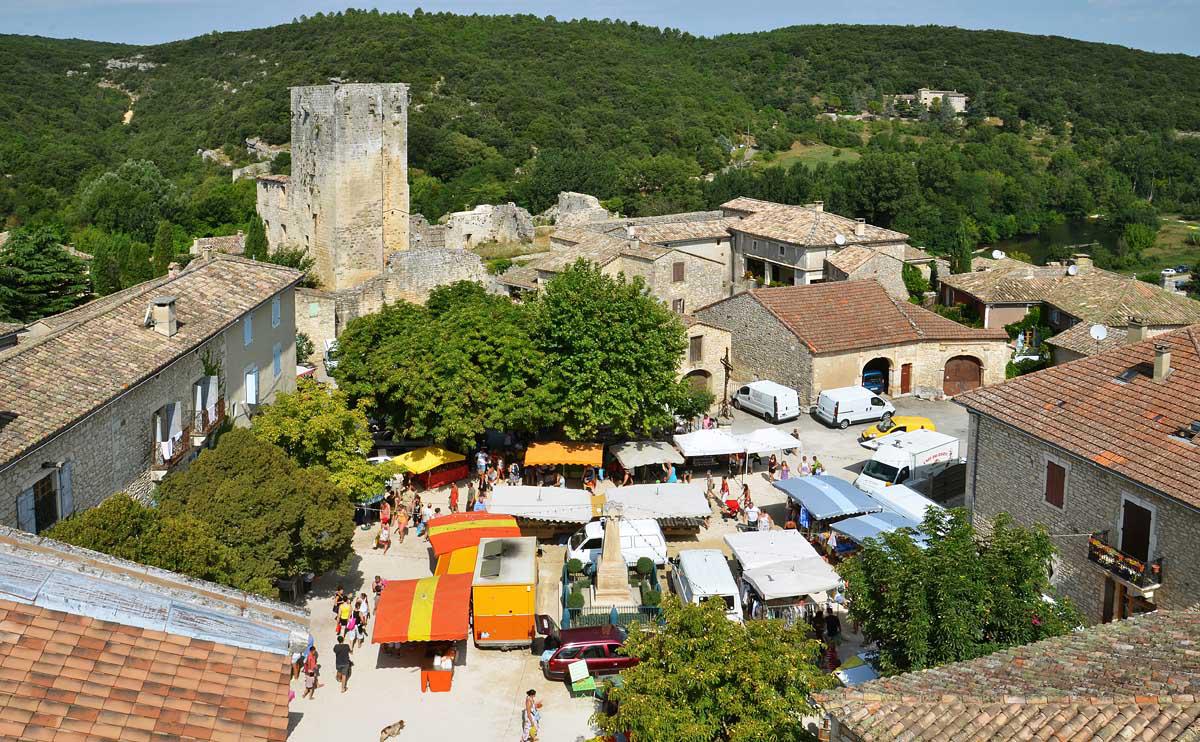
332,282,552,447
0,227,90,322
73,160,181,243
838,509,1082,676
530,261,709,439
155,429,355,593
252,378,394,503
45,494,240,589
594,597,832,741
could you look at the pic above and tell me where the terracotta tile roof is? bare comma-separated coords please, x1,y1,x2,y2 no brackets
710,280,1007,354
956,325,1200,506
825,245,877,274
579,211,724,236
1045,322,1133,356
629,218,737,243
530,232,669,274
0,323,22,337
719,196,778,214
190,233,246,256
0,253,301,468
939,259,1063,303
496,265,539,290
903,245,935,262
817,609,1200,741
255,174,290,185
728,204,908,246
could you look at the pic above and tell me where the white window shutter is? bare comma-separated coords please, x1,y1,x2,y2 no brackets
272,296,281,328
243,313,253,346
169,401,183,438
59,462,74,518
17,488,35,532
206,376,219,417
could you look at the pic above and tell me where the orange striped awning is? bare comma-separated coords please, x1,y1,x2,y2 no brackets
434,546,479,576
371,574,472,644
426,513,520,557
524,441,603,467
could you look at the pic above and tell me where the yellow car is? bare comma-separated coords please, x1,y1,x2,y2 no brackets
858,416,937,448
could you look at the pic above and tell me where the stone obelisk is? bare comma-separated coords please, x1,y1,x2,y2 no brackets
592,505,634,606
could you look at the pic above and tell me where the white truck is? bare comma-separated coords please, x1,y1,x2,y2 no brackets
854,430,962,495
566,518,669,568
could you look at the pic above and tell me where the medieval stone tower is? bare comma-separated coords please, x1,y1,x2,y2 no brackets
257,82,410,290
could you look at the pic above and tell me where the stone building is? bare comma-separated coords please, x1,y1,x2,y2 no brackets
916,88,969,113
694,280,1010,406
442,202,535,250
0,253,301,532
539,191,612,226
957,326,1200,624
256,82,410,290
679,316,731,398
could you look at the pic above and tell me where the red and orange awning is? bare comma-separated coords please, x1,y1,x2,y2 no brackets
371,574,472,644
426,513,520,557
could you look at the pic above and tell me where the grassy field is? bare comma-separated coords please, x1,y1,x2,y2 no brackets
1143,216,1200,270
756,141,861,169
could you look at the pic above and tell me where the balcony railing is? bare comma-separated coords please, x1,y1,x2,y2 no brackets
152,425,194,471
1087,531,1163,592
193,399,226,436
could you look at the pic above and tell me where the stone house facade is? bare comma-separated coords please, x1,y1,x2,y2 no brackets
0,254,300,533
957,327,1200,624
690,291,813,396
678,317,732,399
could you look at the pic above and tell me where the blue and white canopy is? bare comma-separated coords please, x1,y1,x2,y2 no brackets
830,509,927,547
773,475,883,521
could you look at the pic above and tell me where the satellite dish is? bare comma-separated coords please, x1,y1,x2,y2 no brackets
1067,264,1079,276
1089,324,1109,342
991,249,1006,260
834,234,846,246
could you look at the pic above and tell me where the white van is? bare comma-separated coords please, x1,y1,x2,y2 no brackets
732,380,801,423
814,386,896,429
566,518,668,568
669,550,743,622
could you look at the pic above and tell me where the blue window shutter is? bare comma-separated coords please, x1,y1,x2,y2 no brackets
59,462,74,518
243,312,253,346
17,488,35,532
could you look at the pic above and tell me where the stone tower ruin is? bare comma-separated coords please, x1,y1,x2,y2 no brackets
256,82,410,290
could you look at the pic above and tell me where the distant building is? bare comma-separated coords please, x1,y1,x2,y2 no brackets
917,88,969,113
190,230,245,256
957,325,1200,624
0,253,301,532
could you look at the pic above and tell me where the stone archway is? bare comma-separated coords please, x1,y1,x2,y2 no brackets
943,356,983,396
683,370,713,394
862,357,891,394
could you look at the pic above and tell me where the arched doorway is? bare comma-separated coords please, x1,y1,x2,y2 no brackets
943,356,983,395
683,370,712,394
862,357,891,394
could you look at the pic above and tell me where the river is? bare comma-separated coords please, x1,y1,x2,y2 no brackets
983,219,1121,265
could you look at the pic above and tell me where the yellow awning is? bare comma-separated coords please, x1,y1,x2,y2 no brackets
393,446,466,475
435,546,479,576
523,442,603,467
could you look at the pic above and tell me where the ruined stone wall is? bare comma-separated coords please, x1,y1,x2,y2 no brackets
443,203,534,250
257,179,291,250
541,192,611,226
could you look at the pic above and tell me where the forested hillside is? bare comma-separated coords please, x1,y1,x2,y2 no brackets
3,10,1200,283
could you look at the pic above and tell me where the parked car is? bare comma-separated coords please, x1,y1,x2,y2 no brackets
858,416,937,449
1161,268,1177,276
1176,264,1192,274
566,518,668,569
732,380,800,423
861,369,887,394
814,386,896,429
541,625,637,680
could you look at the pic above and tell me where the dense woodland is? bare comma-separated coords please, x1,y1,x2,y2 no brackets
3,11,1200,311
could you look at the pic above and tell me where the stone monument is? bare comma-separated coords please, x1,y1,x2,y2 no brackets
591,505,635,607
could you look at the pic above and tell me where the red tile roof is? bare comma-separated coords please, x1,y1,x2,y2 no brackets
0,598,291,741
716,281,1007,354
956,325,1200,507
817,609,1200,741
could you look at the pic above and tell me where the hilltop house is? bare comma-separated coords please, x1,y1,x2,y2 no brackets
957,326,1200,624
694,281,1010,405
0,253,301,533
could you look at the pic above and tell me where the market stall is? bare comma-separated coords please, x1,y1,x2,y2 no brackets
868,483,942,523
372,574,473,692
606,483,710,522
737,427,803,456
394,446,468,490
426,512,522,577
774,475,883,523
524,442,605,486
830,509,927,552
471,536,538,649
609,440,685,483
723,530,840,623
673,429,746,476
485,485,595,525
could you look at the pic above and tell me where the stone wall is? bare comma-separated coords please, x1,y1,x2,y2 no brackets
294,288,337,365
966,413,1200,624
443,203,533,250
842,243,908,300
679,322,731,401
693,293,814,404
257,178,290,250
540,192,611,226
810,337,1009,399
645,252,728,315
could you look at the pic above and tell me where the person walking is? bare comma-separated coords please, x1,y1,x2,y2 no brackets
301,648,319,699
799,456,812,477
780,460,790,480
332,635,353,693
521,689,543,741
768,454,778,481
372,576,385,608
378,521,391,555
741,483,751,510
449,483,460,514
811,456,825,475
394,505,409,544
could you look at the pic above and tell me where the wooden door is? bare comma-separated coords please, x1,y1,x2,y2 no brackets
900,363,913,394
1120,499,1153,563
943,356,983,396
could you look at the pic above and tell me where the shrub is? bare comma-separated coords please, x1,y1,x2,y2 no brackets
575,576,592,590
567,558,584,575
567,590,585,610
635,557,654,577
640,582,662,607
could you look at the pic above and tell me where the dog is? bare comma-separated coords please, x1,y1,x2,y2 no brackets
379,720,406,741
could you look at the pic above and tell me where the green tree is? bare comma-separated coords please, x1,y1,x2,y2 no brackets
530,262,707,438
244,215,269,261
74,160,180,242
1121,222,1157,259
155,428,355,592
296,332,314,364
120,239,153,287
151,220,175,275
593,597,832,741
838,509,1082,676
45,494,239,589
951,217,980,273
252,378,395,504
264,246,317,287
901,262,930,300
0,227,90,322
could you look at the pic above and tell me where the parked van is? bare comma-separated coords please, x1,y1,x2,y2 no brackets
669,549,743,622
566,518,668,568
814,386,896,429
732,380,801,423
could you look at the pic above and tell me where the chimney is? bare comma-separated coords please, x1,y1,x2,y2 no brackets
167,262,181,279
1154,342,1171,381
625,224,635,239
1127,317,1148,342
1072,254,1092,269
811,201,824,212
854,218,866,238
149,296,178,338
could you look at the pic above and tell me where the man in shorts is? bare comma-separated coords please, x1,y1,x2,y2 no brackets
333,635,353,693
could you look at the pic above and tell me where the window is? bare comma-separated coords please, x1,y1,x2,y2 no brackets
556,646,582,660
672,261,686,283
309,302,320,318
17,463,72,534
689,335,703,363
33,474,58,532
245,366,260,405
752,240,759,251
243,311,253,346
672,298,685,314
273,343,282,377
271,296,281,328
779,244,786,257
1044,459,1066,509
580,646,608,659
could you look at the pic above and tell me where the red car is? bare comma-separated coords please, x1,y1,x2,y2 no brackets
540,625,638,680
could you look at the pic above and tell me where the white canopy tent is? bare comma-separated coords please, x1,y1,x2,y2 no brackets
737,427,803,455
723,530,821,571
673,429,746,458
485,485,592,523
606,483,710,520
610,441,685,470
742,558,841,602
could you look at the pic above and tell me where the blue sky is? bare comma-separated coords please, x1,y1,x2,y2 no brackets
1,0,1196,55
